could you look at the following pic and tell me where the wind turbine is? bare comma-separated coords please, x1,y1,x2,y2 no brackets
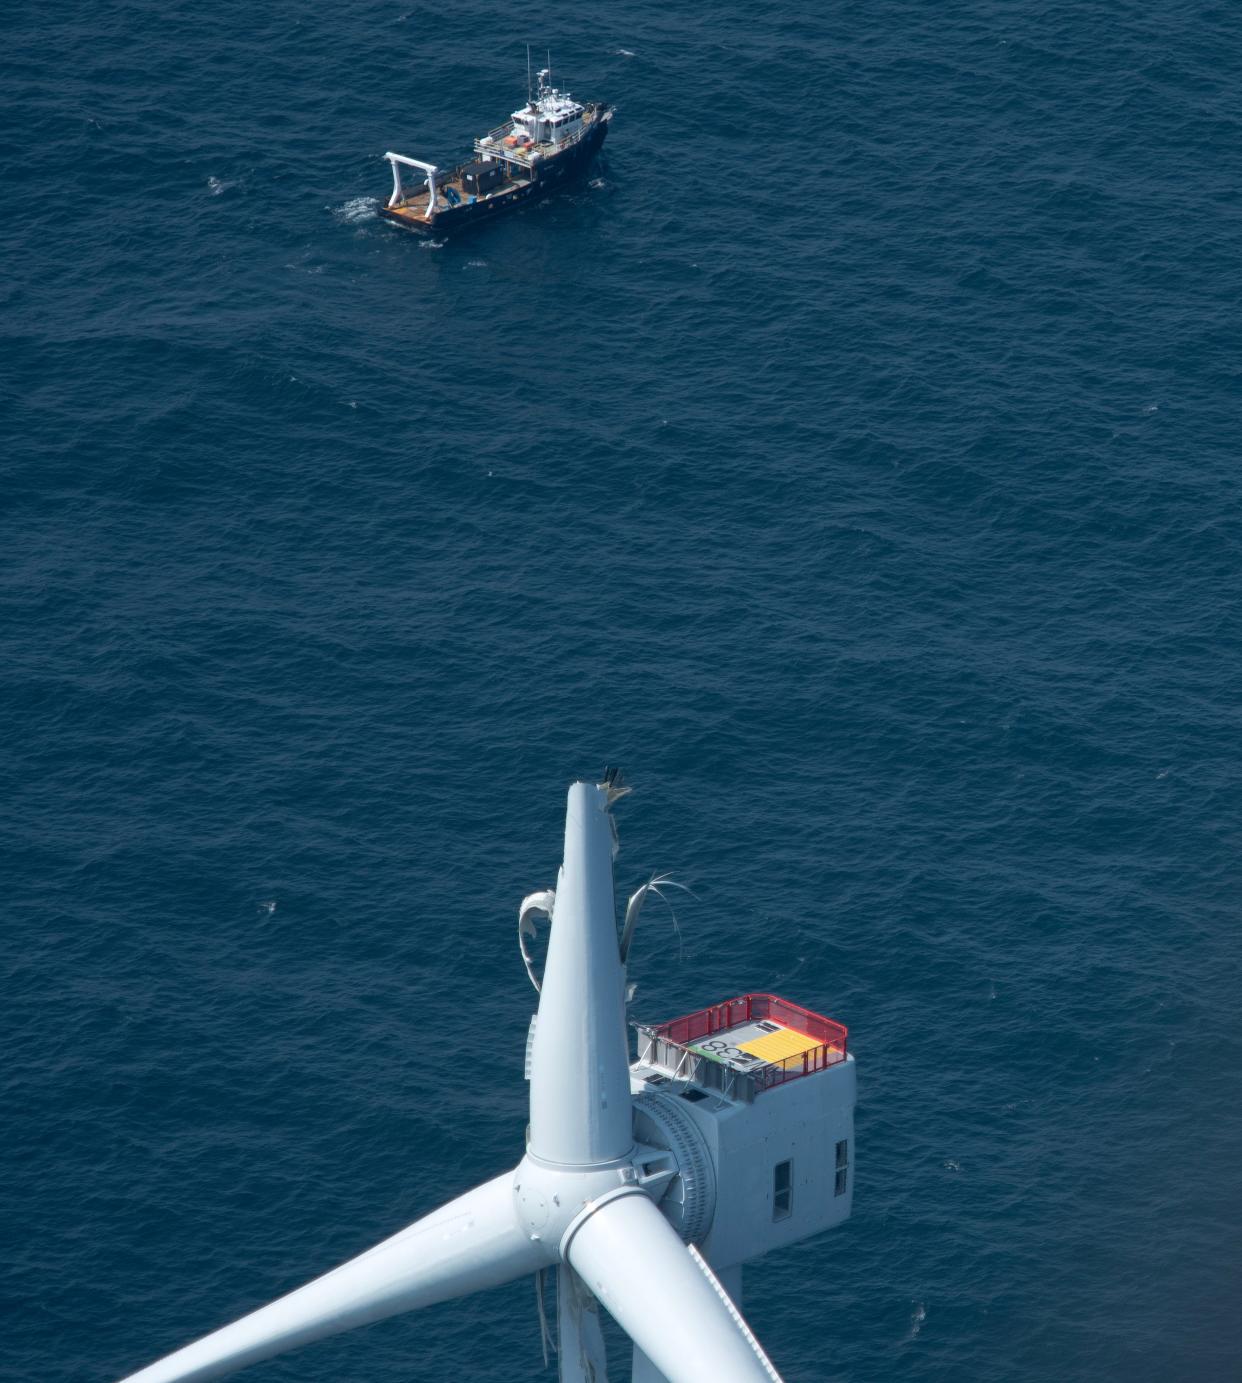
115,777,855,1383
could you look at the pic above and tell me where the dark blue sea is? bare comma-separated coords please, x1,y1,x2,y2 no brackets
5,2,1240,1379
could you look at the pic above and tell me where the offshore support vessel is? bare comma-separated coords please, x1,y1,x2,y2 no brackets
380,65,612,236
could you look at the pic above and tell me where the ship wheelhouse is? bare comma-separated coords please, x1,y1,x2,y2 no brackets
509,70,585,151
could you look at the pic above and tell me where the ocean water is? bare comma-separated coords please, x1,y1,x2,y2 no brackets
4,1,1240,1379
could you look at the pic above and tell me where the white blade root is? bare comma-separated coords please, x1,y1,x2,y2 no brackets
566,1191,783,1383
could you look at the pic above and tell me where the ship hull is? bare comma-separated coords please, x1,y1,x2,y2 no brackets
379,111,609,238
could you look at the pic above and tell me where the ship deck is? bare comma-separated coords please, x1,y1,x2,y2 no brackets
383,175,527,227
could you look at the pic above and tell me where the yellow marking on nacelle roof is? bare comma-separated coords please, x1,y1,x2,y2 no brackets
738,1027,823,1063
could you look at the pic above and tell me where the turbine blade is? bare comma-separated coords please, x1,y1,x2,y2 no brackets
566,1192,784,1383
631,1265,743,1383
528,780,633,1165
116,1170,547,1383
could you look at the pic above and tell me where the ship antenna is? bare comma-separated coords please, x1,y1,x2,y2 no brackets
547,49,552,89
527,44,532,103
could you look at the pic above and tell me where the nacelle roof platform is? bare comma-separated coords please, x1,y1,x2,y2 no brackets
633,993,848,1105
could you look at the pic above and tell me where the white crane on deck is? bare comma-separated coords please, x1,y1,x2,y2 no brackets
114,777,856,1383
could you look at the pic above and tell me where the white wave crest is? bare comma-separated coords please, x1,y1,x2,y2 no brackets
335,196,378,224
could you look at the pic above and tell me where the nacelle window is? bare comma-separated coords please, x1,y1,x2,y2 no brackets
835,1139,849,1196
773,1160,793,1220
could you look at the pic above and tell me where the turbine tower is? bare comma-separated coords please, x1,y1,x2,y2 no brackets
114,778,856,1383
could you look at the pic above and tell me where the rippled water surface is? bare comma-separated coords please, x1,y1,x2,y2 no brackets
5,1,1240,1380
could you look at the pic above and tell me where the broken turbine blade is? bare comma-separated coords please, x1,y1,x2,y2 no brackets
557,1262,611,1383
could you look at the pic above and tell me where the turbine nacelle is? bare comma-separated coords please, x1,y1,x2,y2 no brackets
113,778,855,1383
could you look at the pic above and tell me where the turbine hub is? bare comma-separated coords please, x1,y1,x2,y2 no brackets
512,1155,643,1251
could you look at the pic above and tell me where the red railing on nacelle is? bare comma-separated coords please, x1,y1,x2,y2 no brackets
647,993,848,1096
655,993,847,1050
